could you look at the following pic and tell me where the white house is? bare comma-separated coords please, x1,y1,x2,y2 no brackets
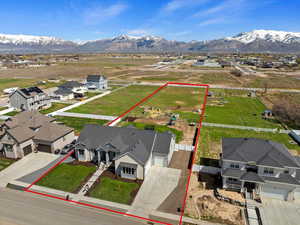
75,124,175,180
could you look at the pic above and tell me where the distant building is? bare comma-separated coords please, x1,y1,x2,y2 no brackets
53,81,87,100
86,75,108,90
193,59,221,67
9,87,51,111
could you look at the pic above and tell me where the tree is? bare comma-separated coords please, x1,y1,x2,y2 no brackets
272,101,300,129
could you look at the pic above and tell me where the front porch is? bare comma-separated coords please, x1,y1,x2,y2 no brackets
223,177,261,195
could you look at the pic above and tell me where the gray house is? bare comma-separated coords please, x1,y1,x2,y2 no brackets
0,111,75,158
9,87,51,111
86,75,108,90
75,124,175,180
221,138,300,201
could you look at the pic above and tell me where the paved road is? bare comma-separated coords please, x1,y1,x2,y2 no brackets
0,189,146,225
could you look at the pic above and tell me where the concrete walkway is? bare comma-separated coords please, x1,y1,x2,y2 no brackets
202,122,290,133
77,163,110,196
129,166,181,218
54,112,117,121
0,107,14,115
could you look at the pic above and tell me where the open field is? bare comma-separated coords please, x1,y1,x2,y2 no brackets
37,163,96,193
205,96,280,128
197,126,300,163
0,158,15,172
54,116,108,134
40,103,71,114
68,85,158,116
0,55,159,80
89,175,140,205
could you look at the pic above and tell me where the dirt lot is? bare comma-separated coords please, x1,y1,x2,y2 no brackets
185,173,244,225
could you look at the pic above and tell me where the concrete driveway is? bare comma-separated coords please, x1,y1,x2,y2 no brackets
129,166,181,218
260,198,300,225
0,152,60,187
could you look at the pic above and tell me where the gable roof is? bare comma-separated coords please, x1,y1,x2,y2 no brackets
59,81,83,89
34,123,73,142
4,111,55,129
76,124,173,165
87,75,106,82
6,126,35,143
222,138,300,169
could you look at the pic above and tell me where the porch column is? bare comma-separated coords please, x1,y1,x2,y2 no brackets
97,151,101,166
105,152,109,165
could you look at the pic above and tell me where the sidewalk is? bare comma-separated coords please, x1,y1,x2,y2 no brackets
54,112,117,121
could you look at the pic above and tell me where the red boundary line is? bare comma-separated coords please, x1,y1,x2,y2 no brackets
23,82,209,225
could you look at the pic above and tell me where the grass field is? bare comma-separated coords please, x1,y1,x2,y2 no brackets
40,103,70,114
121,122,183,143
0,158,15,172
37,163,96,193
197,126,300,163
54,116,108,134
4,111,19,116
68,85,158,116
204,96,280,128
0,78,38,93
89,177,139,205
69,85,206,117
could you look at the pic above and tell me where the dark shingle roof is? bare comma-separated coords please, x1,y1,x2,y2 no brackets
263,173,300,186
222,138,300,169
54,88,73,95
240,172,265,183
59,81,83,89
222,168,245,179
87,75,106,82
76,124,172,165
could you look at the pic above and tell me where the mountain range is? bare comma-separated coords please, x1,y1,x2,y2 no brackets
1,30,300,54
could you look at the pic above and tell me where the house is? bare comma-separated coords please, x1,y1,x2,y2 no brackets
9,87,51,111
53,81,87,100
75,124,175,180
221,138,300,201
0,111,75,158
86,75,108,90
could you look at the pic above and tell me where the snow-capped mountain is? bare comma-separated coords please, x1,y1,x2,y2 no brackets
0,33,70,45
1,30,300,53
226,30,300,44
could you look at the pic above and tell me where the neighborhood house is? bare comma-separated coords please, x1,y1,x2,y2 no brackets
75,124,175,180
9,86,51,111
53,81,87,100
0,111,75,158
86,75,108,90
221,138,300,201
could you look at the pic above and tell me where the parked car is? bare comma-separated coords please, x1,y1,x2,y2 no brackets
61,144,74,154
54,149,61,154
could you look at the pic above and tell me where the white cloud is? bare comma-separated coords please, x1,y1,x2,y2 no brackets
163,0,210,12
198,18,226,26
84,3,128,25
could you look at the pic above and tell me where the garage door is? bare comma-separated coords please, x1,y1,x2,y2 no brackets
294,190,300,200
154,156,165,167
261,185,289,201
37,144,52,153
23,144,32,156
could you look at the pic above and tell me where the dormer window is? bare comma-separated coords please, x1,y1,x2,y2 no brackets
230,163,240,169
263,168,274,175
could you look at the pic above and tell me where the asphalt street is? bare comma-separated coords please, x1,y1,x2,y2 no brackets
0,188,148,225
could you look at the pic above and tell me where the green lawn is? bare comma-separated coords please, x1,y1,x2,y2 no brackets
40,103,70,114
203,96,279,128
197,126,300,163
0,107,7,111
0,158,15,172
54,116,108,134
122,122,183,143
68,85,158,116
89,177,140,205
4,111,19,116
0,78,38,94
37,163,96,193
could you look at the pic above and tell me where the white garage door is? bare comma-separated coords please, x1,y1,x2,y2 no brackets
261,185,289,201
154,156,165,167
294,190,300,200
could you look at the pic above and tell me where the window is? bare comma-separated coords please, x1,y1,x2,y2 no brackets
4,144,13,152
122,167,136,175
230,163,240,169
228,178,238,182
263,168,274,175
78,149,85,155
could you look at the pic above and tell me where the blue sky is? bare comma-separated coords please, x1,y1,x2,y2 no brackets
0,0,300,42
